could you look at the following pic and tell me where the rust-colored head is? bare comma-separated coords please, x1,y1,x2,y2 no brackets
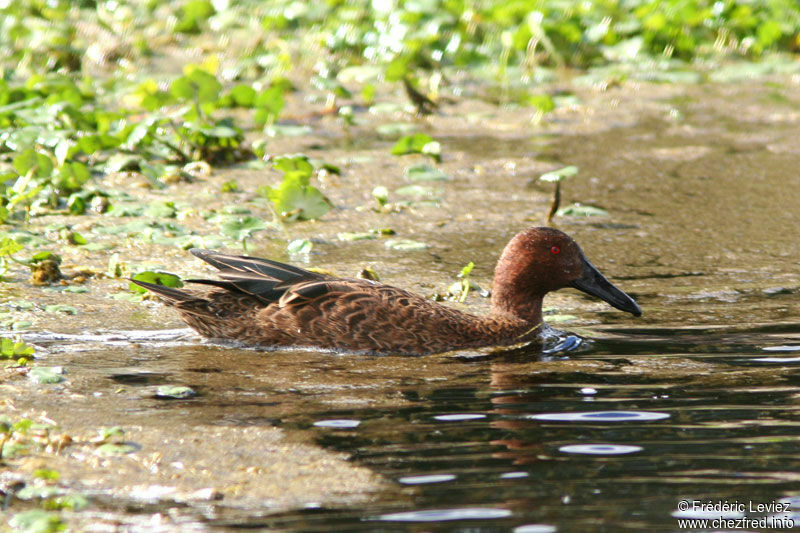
490,227,641,322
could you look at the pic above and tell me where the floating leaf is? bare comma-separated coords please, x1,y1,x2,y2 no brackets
96,443,136,455
391,133,441,162
156,385,197,399
385,239,428,251
13,149,54,179
540,166,579,182
30,366,65,384
145,201,177,218
9,510,65,533
376,122,417,138
405,164,450,182
51,493,89,511
556,203,609,217
219,216,268,242
338,232,377,241
287,239,313,254
44,305,77,315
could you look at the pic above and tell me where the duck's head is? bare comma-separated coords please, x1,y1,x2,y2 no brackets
491,227,641,321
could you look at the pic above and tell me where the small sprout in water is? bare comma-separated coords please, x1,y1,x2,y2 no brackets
539,165,579,223
447,261,484,303
33,468,60,481
220,179,239,193
107,253,123,278
358,267,380,281
372,186,389,207
96,426,125,443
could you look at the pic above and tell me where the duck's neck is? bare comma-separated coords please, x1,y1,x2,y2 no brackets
490,283,544,327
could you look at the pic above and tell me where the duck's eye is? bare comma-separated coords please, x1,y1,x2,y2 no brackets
550,246,560,255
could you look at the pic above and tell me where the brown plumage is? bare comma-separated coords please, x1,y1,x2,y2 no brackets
131,227,641,355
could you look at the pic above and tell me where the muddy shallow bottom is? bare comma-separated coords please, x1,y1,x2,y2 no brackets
3,77,800,531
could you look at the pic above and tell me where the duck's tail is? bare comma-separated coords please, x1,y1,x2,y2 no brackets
130,279,196,305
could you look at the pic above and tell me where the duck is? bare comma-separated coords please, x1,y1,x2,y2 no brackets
131,227,641,355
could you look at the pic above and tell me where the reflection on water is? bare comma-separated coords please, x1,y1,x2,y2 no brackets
219,324,800,531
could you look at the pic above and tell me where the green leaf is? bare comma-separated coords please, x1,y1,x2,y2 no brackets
266,175,331,221
273,155,313,178
540,165,579,182
391,133,441,162
13,149,54,178
337,232,377,241
175,0,215,33
458,261,475,278
9,510,65,533
219,216,268,241
144,201,177,218
385,239,428,251
227,84,257,107
556,203,609,217
405,164,450,182
156,385,197,399
0,237,24,257
130,271,183,294
170,69,221,104
287,239,313,254
526,94,556,113
96,443,136,455
55,161,91,193
0,337,34,358
44,305,77,315
33,468,60,480
50,493,89,511
29,366,65,384
372,186,389,206
254,85,285,125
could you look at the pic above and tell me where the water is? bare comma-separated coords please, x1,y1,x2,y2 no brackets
4,80,800,530
186,324,800,531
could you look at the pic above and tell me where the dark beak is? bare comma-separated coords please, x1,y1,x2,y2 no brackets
571,255,642,317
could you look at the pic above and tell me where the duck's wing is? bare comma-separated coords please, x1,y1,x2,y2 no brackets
185,249,329,304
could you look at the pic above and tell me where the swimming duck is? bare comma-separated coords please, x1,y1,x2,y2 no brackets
132,227,641,355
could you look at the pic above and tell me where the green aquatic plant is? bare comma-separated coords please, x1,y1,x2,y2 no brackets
391,134,442,163
219,216,269,252
261,155,332,222
539,165,579,223
0,336,35,361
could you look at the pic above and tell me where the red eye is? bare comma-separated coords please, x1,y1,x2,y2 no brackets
550,246,560,255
